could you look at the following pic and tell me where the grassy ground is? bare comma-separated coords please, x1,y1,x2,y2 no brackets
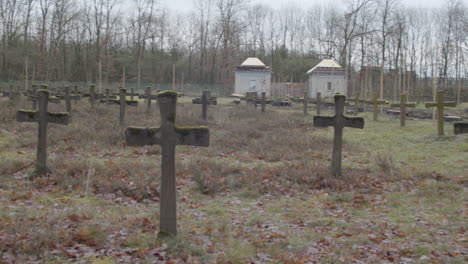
0,96,466,264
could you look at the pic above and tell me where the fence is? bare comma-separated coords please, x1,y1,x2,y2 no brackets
271,82,307,98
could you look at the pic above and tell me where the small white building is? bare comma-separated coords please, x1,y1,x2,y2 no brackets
307,59,346,99
234,57,271,96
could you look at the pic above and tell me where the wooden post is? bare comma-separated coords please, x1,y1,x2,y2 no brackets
131,88,135,101
303,91,308,115
261,92,266,113
425,90,457,136
316,92,321,116
313,95,364,176
16,90,69,176
125,91,210,237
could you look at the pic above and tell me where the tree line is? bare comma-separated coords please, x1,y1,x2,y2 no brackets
0,0,467,101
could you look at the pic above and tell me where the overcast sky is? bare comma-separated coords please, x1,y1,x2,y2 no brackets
156,0,445,13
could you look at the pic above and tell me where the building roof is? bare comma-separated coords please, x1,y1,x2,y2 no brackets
307,59,343,74
239,57,266,68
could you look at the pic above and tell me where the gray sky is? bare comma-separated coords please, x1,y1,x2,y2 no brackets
158,0,445,13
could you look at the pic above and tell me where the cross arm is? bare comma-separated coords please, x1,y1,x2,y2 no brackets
313,116,335,127
125,127,161,146
343,116,364,129
425,103,436,108
391,103,416,108
175,126,210,146
16,110,69,125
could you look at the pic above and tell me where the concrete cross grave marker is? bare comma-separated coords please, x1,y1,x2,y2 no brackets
108,89,138,125
24,85,39,109
425,90,457,136
347,95,366,116
63,86,80,113
125,91,210,237
246,92,258,108
390,93,416,127
364,92,388,121
314,95,364,176
129,88,140,101
261,92,266,113
192,91,217,120
16,90,69,176
139,87,158,112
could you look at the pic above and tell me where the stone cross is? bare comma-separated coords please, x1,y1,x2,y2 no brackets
316,92,321,115
145,87,158,113
26,85,39,109
261,92,266,113
201,91,210,120
425,90,457,136
125,91,210,237
364,92,388,121
16,90,69,176
348,95,366,116
137,87,158,113
303,91,308,115
108,89,138,125
314,95,364,176
390,93,416,127
65,86,72,113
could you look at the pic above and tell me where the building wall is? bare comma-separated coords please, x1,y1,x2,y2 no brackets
234,70,271,96
307,73,345,99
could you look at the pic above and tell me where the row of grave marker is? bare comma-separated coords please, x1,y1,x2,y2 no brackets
9,87,468,238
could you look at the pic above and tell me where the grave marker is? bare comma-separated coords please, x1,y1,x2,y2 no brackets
314,95,364,176
347,95,365,116
390,93,416,127
454,122,468,135
364,92,388,121
16,90,69,176
125,91,210,236
425,90,457,136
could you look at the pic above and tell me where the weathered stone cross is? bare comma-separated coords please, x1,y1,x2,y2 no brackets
140,87,158,113
364,92,388,121
246,92,258,108
109,89,138,125
16,90,69,176
425,90,457,136
347,94,366,116
192,91,216,120
390,93,416,127
125,91,210,237
314,95,364,176
63,86,81,114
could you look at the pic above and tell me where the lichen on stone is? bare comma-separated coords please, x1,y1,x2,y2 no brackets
158,90,179,97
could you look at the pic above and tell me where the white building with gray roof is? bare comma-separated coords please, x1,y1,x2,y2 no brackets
234,57,271,96
307,59,346,99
